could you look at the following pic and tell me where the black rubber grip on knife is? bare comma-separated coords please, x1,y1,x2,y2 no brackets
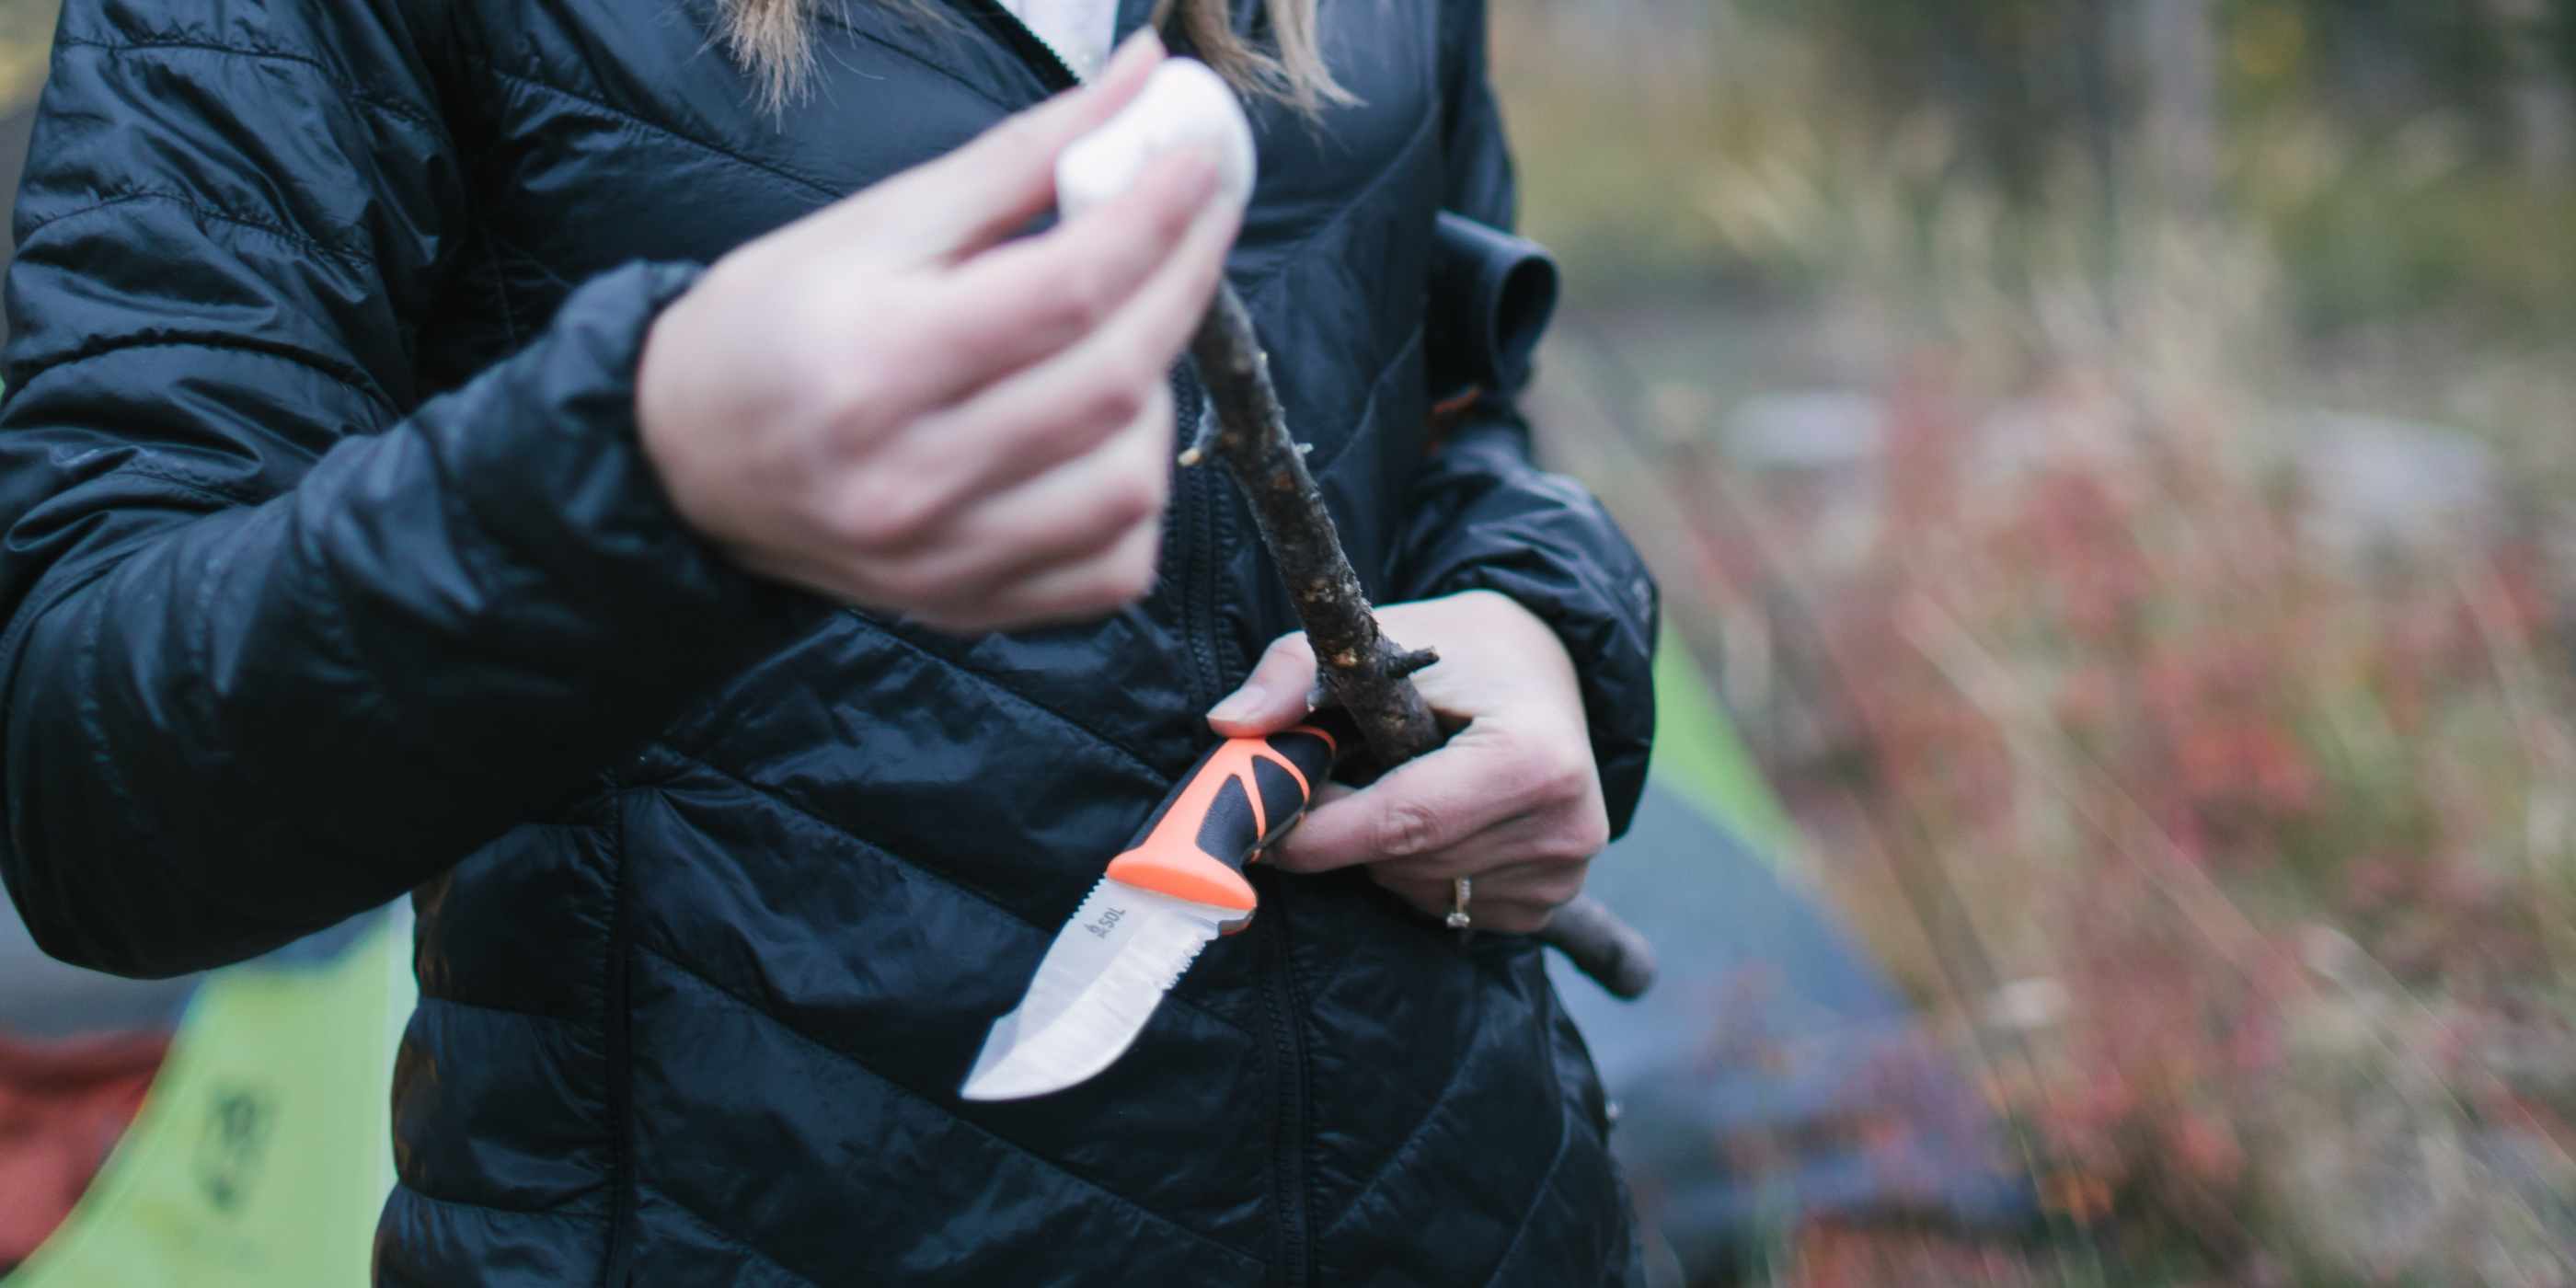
1102,723,1340,929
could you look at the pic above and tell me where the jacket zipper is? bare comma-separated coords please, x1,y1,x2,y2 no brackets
1260,900,1310,1288
950,13,1311,1284
602,785,640,1287
1179,383,1309,1288
1171,381,1224,711
947,0,1091,93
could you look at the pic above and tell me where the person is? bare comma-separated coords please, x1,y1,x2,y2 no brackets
0,0,1659,1279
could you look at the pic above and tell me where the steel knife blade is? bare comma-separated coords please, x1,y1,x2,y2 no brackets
960,722,1340,1101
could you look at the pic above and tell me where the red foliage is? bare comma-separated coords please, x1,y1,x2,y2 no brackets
1660,354,2576,1280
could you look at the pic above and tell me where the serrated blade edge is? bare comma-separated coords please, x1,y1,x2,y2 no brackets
960,883,1225,1101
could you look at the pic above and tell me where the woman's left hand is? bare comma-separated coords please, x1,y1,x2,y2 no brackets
1206,590,1609,933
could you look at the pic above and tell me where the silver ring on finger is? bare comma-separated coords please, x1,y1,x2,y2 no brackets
1445,877,1472,931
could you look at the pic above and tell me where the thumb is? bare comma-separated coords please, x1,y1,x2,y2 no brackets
1208,633,1318,736
818,29,1166,263
938,29,1165,259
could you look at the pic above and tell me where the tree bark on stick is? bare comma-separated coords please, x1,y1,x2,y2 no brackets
1185,284,1656,1000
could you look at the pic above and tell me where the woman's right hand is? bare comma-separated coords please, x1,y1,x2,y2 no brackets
637,32,1240,633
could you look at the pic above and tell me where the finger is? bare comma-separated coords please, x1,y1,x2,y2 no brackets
923,148,1221,391
1270,730,1535,874
909,511,1164,633
1362,770,1608,879
1373,873,1451,921
1371,869,1565,935
824,29,1166,262
1359,811,1555,882
878,342,1170,540
1208,632,1319,734
1375,856,1590,911
905,385,1174,592
913,193,1238,498
1088,181,1245,364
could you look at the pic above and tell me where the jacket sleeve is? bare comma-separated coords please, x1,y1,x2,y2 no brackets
1392,0,1660,836
0,2,818,976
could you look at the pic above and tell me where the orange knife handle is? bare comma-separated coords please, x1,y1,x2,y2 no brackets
1102,723,1340,932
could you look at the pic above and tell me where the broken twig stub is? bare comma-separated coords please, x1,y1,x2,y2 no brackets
1184,285,1442,767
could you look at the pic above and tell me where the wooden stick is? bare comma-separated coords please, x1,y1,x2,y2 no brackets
1184,284,1656,1000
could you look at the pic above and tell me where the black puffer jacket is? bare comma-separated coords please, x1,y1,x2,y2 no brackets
0,0,1658,1281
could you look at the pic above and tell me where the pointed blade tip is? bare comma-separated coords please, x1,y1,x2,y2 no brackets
957,886,1229,1101
959,1066,1061,1102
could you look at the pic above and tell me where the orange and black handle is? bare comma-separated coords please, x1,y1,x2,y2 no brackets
1104,719,1659,1000
1102,723,1340,934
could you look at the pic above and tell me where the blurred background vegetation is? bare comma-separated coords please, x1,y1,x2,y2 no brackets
1498,0,2576,1282
0,0,51,351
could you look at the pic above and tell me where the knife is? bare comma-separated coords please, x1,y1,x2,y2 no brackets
960,720,1340,1101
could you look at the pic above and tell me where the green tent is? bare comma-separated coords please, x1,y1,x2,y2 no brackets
6,915,413,1287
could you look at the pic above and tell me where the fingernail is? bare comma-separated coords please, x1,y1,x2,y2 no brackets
1208,683,1268,726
